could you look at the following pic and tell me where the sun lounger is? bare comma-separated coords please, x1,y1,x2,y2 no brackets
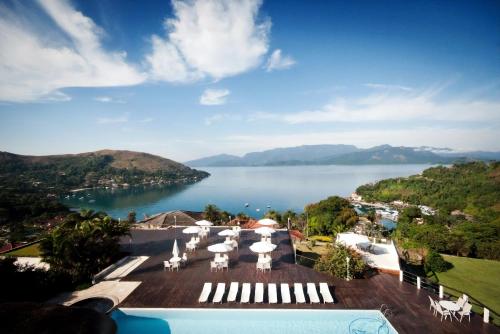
240,283,251,303
268,283,277,304
255,283,264,303
281,283,291,304
319,282,334,303
212,283,226,303
307,283,320,304
227,282,239,302
198,282,212,303
294,283,306,304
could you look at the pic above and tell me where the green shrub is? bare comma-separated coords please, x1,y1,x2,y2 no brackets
425,251,452,273
310,235,333,242
314,243,366,279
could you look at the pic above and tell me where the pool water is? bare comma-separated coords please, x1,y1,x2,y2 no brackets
111,308,398,334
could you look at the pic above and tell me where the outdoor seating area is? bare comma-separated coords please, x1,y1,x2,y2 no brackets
428,294,473,323
198,281,334,304
118,227,495,334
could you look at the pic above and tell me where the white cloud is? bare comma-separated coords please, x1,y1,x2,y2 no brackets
139,117,154,123
364,83,413,92
265,49,296,72
279,85,500,124
0,0,145,102
97,114,129,125
94,96,125,103
200,88,230,106
146,0,270,83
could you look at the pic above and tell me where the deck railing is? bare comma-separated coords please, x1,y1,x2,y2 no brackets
399,270,499,324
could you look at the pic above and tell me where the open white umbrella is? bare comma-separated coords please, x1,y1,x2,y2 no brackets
183,226,201,234
172,239,179,258
258,218,278,226
195,220,214,226
218,229,236,243
207,243,233,253
254,227,276,235
250,241,277,253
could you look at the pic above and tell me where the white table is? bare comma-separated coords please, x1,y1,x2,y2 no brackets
439,300,460,320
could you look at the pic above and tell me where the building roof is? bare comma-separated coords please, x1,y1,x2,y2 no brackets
139,210,204,228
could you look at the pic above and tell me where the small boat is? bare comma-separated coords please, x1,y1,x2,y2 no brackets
245,203,249,207
266,205,271,209
256,208,260,212
88,199,95,203
78,197,84,200
64,195,70,199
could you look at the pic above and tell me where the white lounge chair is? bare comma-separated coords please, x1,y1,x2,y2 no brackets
319,283,334,303
212,283,226,303
240,283,251,303
227,282,239,303
255,283,264,303
307,283,320,304
294,283,306,304
198,283,212,303
268,283,277,304
458,303,472,322
281,283,291,304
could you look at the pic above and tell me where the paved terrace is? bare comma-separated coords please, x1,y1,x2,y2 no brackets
118,228,498,334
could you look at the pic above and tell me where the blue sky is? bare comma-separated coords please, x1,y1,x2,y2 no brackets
0,0,499,161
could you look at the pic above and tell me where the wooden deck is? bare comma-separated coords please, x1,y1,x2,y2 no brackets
119,228,498,334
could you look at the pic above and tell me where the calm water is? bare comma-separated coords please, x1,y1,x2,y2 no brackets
111,308,397,334
62,165,433,219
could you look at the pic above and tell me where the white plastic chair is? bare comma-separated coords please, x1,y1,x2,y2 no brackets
458,303,472,322
428,296,437,315
210,261,218,272
171,261,180,271
435,303,451,322
163,260,171,271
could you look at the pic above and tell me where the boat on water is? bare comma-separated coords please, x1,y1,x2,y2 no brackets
78,197,84,200
244,203,249,207
88,199,95,203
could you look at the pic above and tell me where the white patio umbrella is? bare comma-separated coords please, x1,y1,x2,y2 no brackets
258,218,278,226
207,243,233,253
218,229,236,243
183,226,201,243
254,226,276,235
250,241,277,254
195,220,214,226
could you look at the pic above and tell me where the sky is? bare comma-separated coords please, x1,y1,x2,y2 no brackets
0,0,499,161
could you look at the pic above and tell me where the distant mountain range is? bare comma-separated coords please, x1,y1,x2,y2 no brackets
185,145,500,167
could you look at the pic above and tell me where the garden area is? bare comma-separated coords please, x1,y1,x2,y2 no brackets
429,254,500,325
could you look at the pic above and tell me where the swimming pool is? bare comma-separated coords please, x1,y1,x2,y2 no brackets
111,308,398,334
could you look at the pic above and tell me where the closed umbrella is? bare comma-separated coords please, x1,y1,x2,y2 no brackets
258,218,278,226
171,239,180,261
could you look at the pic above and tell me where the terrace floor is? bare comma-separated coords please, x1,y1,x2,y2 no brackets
118,228,498,334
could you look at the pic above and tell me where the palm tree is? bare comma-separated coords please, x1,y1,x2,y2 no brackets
204,204,221,224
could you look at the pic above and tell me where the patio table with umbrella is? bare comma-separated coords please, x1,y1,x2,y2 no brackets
183,226,201,242
250,241,276,271
207,243,233,265
195,220,213,235
218,229,236,244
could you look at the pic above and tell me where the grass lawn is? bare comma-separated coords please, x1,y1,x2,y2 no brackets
4,242,41,257
431,254,500,324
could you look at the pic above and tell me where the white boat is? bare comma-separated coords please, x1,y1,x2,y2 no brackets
245,203,249,207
